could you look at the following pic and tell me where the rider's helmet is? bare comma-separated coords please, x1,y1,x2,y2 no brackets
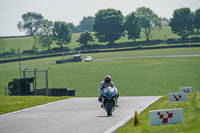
104,75,111,85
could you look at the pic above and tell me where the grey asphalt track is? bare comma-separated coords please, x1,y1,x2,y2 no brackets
0,96,161,133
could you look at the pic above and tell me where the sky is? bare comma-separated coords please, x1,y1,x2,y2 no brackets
0,0,200,36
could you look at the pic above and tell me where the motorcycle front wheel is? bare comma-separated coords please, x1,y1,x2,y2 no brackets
106,101,112,116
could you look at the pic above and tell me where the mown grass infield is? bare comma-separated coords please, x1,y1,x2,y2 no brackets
0,47,199,132
116,91,200,133
0,96,70,115
0,46,199,128
1,47,199,96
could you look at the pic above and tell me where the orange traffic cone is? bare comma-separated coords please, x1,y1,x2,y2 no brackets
134,111,140,127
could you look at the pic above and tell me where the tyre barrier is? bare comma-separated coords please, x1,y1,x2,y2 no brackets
35,88,75,96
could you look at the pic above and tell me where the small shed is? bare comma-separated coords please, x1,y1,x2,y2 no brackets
73,54,82,62
8,77,35,95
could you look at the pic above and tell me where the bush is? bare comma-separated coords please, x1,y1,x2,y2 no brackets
176,38,190,43
22,50,35,55
167,38,177,44
190,37,200,42
0,51,17,58
51,47,70,53
10,48,16,54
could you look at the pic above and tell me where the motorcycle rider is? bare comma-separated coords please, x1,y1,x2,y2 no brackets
98,75,119,107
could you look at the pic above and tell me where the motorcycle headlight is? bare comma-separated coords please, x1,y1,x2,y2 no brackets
107,92,111,96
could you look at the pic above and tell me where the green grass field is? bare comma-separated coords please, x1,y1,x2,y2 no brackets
0,47,199,96
0,96,70,115
116,91,200,133
0,26,179,54
0,25,199,132
116,26,180,43
0,47,199,133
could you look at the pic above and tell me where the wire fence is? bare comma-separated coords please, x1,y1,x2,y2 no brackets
23,68,49,96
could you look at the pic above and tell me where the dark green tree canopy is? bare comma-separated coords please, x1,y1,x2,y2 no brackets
136,7,162,41
0,38,6,52
169,8,193,38
17,12,44,36
53,21,72,48
67,23,79,33
161,17,170,26
124,12,141,41
193,8,200,33
39,19,54,52
93,8,124,44
77,16,94,32
77,31,94,45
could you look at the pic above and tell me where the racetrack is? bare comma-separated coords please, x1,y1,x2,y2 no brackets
95,54,200,61
0,96,161,133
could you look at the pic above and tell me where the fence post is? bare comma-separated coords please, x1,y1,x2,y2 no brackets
23,68,27,78
34,68,37,90
46,67,49,96
23,67,49,96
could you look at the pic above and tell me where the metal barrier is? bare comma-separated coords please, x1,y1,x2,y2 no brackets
23,67,49,96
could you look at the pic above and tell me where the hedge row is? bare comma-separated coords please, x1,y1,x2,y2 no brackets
0,37,200,58
76,37,200,51
1,44,200,64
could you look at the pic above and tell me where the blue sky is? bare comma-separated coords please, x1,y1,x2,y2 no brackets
0,0,200,36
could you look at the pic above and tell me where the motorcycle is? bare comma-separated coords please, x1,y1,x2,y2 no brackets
102,86,118,116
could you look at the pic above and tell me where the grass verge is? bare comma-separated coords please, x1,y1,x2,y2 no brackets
0,48,200,96
116,91,200,133
0,96,70,115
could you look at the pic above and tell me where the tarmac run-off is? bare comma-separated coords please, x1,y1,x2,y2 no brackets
0,96,161,133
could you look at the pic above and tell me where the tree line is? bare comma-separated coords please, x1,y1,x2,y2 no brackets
17,7,200,52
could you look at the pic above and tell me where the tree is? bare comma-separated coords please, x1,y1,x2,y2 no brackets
0,38,6,52
32,36,38,53
161,17,169,26
193,8,200,34
77,31,94,45
77,16,94,32
136,7,162,41
52,21,72,49
39,19,54,52
169,8,193,38
17,12,43,36
124,12,141,42
93,8,124,44
67,23,79,33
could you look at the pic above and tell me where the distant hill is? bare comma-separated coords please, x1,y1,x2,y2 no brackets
0,26,180,55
